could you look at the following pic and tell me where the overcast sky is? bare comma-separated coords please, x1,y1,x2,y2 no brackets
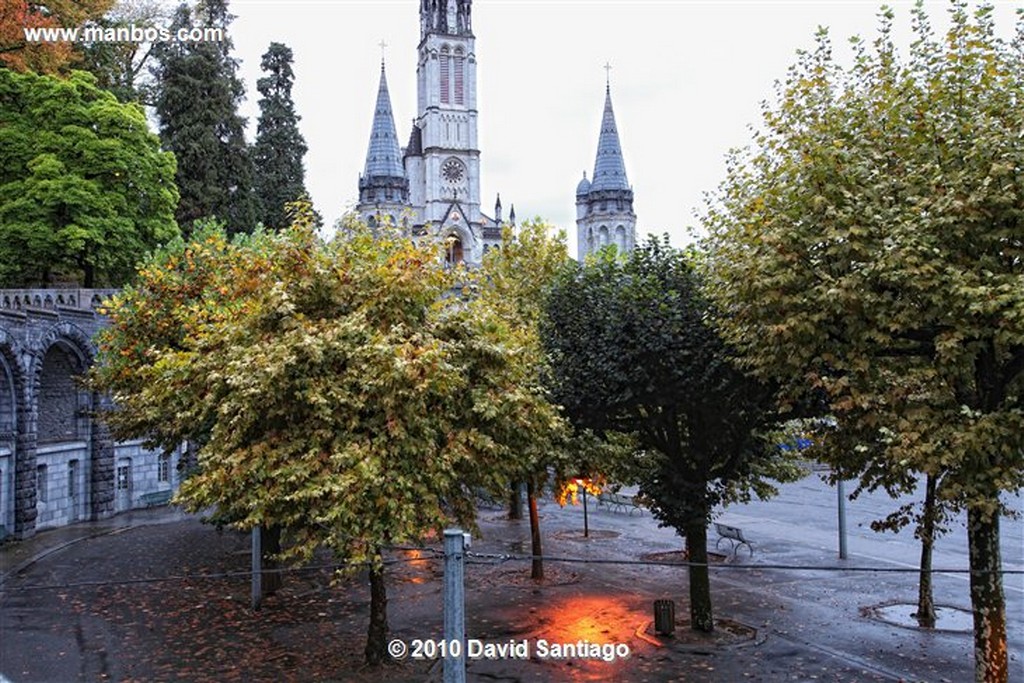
216,1,1020,250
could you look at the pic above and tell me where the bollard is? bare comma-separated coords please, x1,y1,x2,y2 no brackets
653,599,675,635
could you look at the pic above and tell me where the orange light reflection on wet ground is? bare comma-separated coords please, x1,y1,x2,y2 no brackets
526,592,650,682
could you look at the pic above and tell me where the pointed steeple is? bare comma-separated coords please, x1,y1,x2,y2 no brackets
358,58,409,216
575,70,636,262
589,81,629,192
362,60,405,181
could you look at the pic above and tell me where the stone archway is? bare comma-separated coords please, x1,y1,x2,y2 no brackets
31,322,102,531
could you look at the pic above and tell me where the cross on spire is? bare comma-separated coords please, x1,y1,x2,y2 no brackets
604,61,613,88
379,39,388,66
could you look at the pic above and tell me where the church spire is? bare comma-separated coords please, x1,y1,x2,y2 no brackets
357,57,409,221
575,71,636,262
362,60,405,181
589,76,629,192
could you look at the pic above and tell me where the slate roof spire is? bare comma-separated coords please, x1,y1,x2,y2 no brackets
589,79,629,192
362,59,406,182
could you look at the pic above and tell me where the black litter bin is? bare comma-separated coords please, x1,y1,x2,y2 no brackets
653,599,675,635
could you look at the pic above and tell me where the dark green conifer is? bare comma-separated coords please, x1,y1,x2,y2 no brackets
253,42,310,231
152,0,255,237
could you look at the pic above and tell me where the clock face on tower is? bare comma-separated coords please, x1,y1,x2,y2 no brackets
441,158,465,185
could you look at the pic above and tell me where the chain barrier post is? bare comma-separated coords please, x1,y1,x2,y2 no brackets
444,528,467,683
251,525,262,610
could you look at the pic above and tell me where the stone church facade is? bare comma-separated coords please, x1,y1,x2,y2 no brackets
355,0,636,265
0,291,182,540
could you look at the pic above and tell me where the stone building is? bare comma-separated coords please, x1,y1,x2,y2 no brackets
575,78,637,261
355,0,636,266
0,290,181,540
356,0,503,266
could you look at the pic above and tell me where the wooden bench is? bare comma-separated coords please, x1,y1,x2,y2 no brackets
714,522,753,556
139,490,173,508
597,492,644,516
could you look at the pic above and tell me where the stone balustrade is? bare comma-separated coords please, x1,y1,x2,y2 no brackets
0,289,119,312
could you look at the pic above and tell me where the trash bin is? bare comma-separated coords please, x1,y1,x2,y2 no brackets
653,599,675,635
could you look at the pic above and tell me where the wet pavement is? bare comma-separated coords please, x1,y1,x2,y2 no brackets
0,473,1020,682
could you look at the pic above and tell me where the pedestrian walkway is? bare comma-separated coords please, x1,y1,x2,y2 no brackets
0,477,1020,682
0,506,189,583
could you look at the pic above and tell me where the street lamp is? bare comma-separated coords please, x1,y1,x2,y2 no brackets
575,478,590,538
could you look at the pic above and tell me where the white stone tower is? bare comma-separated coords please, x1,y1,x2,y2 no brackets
575,75,636,261
354,0,505,264
403,0,500,265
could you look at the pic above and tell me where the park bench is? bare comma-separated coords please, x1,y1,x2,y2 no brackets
139,490,173,508
714,522,754,557
597,492,644,516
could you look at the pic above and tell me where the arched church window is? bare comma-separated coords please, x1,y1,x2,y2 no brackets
454,48,465,105
615,225,626,251
599,226,609,247
587,227,595,252
440,47,450,104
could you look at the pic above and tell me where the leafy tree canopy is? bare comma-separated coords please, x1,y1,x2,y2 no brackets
0,0,114,73
702,4,1022,679
0,68,179,286
79,0,169,104
542,238,797,631
91,208,563,662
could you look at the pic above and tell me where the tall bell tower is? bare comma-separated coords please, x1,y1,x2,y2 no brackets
405,0,484,263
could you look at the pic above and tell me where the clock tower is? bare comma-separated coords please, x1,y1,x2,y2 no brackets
356,0,508,265
404,0,496,264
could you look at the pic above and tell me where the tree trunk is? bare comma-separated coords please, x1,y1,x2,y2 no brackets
261,525,283,596
915,474,938,628
967,506,1007,683
365,550,389,666
508,481,523,520
685,521,714,633
527,479,543,581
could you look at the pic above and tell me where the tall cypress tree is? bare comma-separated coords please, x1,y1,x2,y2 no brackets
152,0,255,237
253,42,309,231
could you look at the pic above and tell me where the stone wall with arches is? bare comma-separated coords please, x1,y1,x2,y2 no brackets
0,290,179,540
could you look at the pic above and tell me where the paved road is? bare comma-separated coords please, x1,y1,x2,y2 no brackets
0,474,1020,682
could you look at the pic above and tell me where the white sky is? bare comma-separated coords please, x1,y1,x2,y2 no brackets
213,0,1020,251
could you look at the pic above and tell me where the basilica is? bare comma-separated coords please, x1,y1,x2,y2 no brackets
355,0,637,265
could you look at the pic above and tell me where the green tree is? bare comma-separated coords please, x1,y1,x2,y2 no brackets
252,42,309,231
542,239,795,632
91,211,560,665
702,4,1022,680
80,0,169,104
152,0,255,237
472,220,573,579
0,68,178,286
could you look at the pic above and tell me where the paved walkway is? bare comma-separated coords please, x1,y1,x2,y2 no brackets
0,474,1020,682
